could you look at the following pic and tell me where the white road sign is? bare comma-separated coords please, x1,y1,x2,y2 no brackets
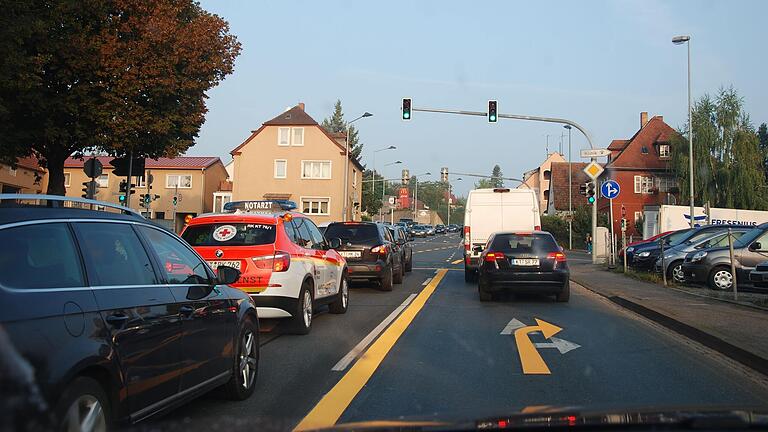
580,148,612,158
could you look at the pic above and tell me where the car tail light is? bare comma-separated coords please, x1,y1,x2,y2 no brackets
534,225,541,231
251,251,291,272
484,251,505,262
370,245,388,255
547,251,567,262
464,226,471,250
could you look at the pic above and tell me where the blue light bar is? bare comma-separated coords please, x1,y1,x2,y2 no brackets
223,200,298,213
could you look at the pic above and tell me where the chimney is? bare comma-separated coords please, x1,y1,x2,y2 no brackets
640,111,648,128
297,102,305,111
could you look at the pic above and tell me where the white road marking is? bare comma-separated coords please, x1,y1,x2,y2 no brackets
500,318,526,335
331,293,418,372
534,337,581,354
422,278,432,286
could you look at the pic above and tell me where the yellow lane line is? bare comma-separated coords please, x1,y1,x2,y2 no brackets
451,259,463,264
294,269,449,431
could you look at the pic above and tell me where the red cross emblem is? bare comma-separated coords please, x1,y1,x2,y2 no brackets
218,228,232,237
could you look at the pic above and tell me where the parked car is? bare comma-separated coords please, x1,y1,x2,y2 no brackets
324,221,404,290
749,262,768,288
654,227,751,283
446,224,460,233
682,222,768,291
619,230,673,265
411,225,429,237
426,225,436,236
0,195,258,430
388,225,413,273
435,224,447,234
475,231,569,302
630,227,709,271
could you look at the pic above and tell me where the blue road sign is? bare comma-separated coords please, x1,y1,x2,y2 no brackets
601,180,620,200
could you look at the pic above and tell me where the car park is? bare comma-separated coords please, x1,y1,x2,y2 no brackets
182,200,349,334
654,227,751,283
324,221,404,290
682,222,768,291
475,231,569,302
388,225,413,273
630,228,700,271
0,195,259,430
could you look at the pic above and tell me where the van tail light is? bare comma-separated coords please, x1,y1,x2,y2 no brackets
547,251,567,262
464,226,471,250
484,251,505,262
252,251,291,272
534,225,541,231
371,245,388,255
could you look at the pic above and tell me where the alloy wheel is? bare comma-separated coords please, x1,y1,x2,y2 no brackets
64,395,106,432
239,330,257,390
672,265,685,283
303,289,313,328
341,278,348,308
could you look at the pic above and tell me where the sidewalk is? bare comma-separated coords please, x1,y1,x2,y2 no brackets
570,262,768,376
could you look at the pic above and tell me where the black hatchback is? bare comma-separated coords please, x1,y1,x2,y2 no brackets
476,231,569,302
325,221,403,290
0,195,259,430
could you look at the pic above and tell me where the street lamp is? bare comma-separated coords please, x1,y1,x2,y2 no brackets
343,112,373,220
447,177,462,226
672,34,694,228
564,124,572,249
372,145,396,199
380,160,402,221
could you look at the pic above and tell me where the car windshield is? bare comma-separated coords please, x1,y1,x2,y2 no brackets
735,227,765,248
181,223,276,246
666,229,695,246
325,224,380,245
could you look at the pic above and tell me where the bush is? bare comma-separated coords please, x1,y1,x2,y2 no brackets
541,215,569,248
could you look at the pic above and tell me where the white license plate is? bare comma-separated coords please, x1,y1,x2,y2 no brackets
207,260,242,270
513,258,539,266
339,251,361,258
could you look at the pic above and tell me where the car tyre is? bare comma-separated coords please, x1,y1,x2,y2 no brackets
478,281,493,302
556,281,571,303
380,266,394,291
56,377,110,432
709,266,734,291
405,254,413,272
221,317,259,400
393,261,404,284
288,281,314,334
329,273,349,314
667,260,685,284
464,265,477,283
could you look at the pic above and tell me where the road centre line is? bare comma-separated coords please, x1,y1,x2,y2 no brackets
331,293,418,372
294,270,449,431
451,259,463,264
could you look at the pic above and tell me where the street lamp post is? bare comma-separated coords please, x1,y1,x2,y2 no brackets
371,145,396,207
447,177,462,226
343,112,372,221
564,124,573,250
673,34,694,228
380,160,402,221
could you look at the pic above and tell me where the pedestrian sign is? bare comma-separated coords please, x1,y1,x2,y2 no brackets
600,180,620,200
583,161,604,180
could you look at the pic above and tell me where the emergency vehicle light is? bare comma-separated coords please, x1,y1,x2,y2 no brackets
223,200,298,213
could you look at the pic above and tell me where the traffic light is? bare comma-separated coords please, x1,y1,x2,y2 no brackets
110,156,145,177
119,180,128,194
579,183,588,196
587,182,596,204
119,194,126,203
402,98,412,121
139,194,151,207
488,100,498,123
172,196,178,206
81,181,96,199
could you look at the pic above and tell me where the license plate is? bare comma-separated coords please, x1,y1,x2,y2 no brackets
339,251,361,258
513,258,539,266
207,260,242,270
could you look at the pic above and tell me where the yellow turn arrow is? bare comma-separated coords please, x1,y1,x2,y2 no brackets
514,318,562,374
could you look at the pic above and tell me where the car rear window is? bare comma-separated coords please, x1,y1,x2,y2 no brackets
490,233,559,254
325,224,380,245
182,223,276,246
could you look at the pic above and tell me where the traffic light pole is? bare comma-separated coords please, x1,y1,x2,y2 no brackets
125,151,133,209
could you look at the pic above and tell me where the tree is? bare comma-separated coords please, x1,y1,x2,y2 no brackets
361,169,384,216
0,0,241,195
758,122,768,178
669,87,767,210
322,100,364,162
491,164,504,187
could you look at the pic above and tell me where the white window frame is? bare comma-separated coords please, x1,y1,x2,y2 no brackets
213,192,233,212
274,159,287,179
139,209,154,219
278,127,290,146
166,174,192,189
301,160,332,180
291,127,304,146
634,175,653,194
353,169,357,187
136,175,147,188
8,166,17,177
64,172,71,187
96,174,109,188
300,196,330,216
634,211,643,222
659,144,670,158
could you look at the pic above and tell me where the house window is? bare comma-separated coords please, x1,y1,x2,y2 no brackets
96,174,109,188
659,144,670,158
301,161,331,179
166,174,192,189
64,173,71,187
641,146,649,154
213,193,232,212
292,128,304,146
353,169,357,187
656,176,677,192
301,197,330,215
136,175,147,188
8,166,16,177
634,175,653,194
274,160,287,178
634,211,643,222
278,127,290,146
155,211,166,220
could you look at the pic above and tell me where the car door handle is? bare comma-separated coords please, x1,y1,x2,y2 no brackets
105,313,129,327
179,305,195,317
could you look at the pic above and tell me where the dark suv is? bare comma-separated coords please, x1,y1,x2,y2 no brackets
0,195,258,430
325,222,404,290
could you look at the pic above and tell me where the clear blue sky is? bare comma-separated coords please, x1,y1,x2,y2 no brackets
193,0,767,197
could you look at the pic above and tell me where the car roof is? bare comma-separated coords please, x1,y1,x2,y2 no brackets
187,211,300,225
0,206,144,226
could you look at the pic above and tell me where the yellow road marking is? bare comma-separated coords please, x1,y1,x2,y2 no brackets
294,269,449,431
451,259,463,264
513,319,562,374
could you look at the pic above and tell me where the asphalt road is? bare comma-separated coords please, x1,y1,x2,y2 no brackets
145,235,768,431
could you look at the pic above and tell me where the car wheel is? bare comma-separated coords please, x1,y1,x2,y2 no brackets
393,261,404,284
221,317,259,400
478,281,492,302
464,265,477,283
329,273,349,314
668,261,685,284
709,266,734,291
380,266,393,291
405,253,413,272
56,377,110,432
556,281,571,303
288,282,313,334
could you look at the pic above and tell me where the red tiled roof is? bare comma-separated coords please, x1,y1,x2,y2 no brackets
549,162,592,211
64,156,221,169
14,156,45,172
263,105,318,126
606,116,680,170
608,139,628,151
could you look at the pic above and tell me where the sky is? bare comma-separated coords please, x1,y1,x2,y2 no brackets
192,0,767,197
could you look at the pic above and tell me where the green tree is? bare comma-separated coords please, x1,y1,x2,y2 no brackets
758,122,768,178
541,215,568,247
491,164,504,187
669,87,767,210
0,0,241,195
322,100,363,162
361,169,384,216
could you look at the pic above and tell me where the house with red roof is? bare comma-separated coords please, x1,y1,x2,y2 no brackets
0,156,47,194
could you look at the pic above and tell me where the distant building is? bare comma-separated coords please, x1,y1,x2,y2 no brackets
0,156,46,194
518,152,566,214
546,162,591,216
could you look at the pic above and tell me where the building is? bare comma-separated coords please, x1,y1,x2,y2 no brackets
0,156,47,194
600,112,681,237
546,162,591,216
519,152,566,214
64,156,228,231
230,103,364,224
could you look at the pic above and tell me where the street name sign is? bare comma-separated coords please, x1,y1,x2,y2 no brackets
580,148,612,158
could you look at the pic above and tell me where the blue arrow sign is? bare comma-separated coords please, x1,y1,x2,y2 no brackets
601,180,620,200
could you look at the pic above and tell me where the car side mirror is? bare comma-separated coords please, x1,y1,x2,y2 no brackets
216,265,241,285
328,237,342,249
473,245,483,253
750,242,761,251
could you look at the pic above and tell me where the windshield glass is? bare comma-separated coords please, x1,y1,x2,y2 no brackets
325,224,380,245
667,229,695,246
490,233,559,254
735,227,765,248
181,223,276,246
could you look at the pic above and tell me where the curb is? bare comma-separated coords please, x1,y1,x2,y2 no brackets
666,284,768,313
572,276,768,378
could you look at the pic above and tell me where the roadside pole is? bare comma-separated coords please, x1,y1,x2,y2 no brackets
125,151,133,209
661,237,667,286
172,184,178,231
728,228,738,300
608,193,615,267
622,230,627,273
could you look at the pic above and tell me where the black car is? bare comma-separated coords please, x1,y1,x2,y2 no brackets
476,231,570,302
325,222,404,290
435,224,447,234
388,225,413,273
0,195,258,430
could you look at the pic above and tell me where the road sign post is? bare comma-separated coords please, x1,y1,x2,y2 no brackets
83,157,103,179
600,180,620,266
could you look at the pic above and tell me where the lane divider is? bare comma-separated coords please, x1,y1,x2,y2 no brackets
294,269,449,431
421,278,432,286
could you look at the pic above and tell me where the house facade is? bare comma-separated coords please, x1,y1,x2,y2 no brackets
546,161,591,216
230,103,364,224
0,156,47,194
519,152,566,214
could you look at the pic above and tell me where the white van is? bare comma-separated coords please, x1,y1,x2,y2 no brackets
463,188,541,281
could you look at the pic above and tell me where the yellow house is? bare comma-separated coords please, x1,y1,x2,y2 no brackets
519,152,566,214
230,103,364,224
64,156,228,231
0,156,47,194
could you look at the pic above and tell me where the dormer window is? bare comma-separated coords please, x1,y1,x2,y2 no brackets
641,146,649,154
659,144,670,158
